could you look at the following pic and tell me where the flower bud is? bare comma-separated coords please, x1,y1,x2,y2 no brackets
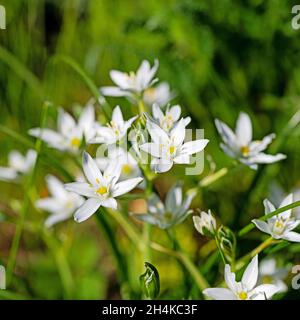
193,209,217,237
217,226,236,264
140,262,160,299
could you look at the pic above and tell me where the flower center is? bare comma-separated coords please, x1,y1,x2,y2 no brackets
65,201,73,209
240,146,250,156
273,217,285,235
238,291,248,300
96,186,108,196
122,164,132,175
169,146,176,155
161,115,174,130
108,121,120,136
70,137,81,148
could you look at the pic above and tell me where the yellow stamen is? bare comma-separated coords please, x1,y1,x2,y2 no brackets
96,178,100,184
240,146,250,156
70,137,81,148
238,291,248,300
122,164,132,175
169,146,175,155
96,186,108,195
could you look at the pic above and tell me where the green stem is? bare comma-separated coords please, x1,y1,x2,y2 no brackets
238,200,300,237
214,235,227,265
199,168,228,188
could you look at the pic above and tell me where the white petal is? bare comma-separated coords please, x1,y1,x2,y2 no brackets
203,288,236,300
146,120,169,145
8,151,25,172
224,264,237,293
168,105,181,121
101,198,118,210
110,70,130,89
150,158,173,173
36,198,63,213
112,177,143,197
249,133,275,153
282,231,300,242
251,284,279,300
236,112,252,146
278,193,293,219
58,109,76,137
184,116,191,126
173,154,190,164
64,182,95,198
82,151,104,185
263,199,276,215
100,86,129,97
181,139,209,155
248,152,286,164
0,167,17,180
74,198,102,223
252,219,271,235
152,103,164,120
46,175,67,199
78,104,95,140
140,142,161,157
29,128,64,150
215,119,238,149
170,118,186,146
242,255,258,291
24,150,37,171
112,105,124,125
166,184,182,211
103,160,121,185
45,213,70,228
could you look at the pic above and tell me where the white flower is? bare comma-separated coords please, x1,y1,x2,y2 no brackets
203,255,279,300
140,118,209,173
259,258,288,293
36,175,84,228
193,209,217,236
151,103,191,132
132,183,196,229
252,194,300,242
89,106,137,145
29,104,96,153
65,151,143,223
101,60,159,98
0,265,5,290
96,146,142,181
215,112,286,169
0,149,36,181
143,82,174,107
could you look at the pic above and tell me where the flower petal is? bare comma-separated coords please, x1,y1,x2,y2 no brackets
0,167,17,180
45,213,70,228
215,119,238,150
181,139,209,155
166,184,182,211
58,109,76,137
203,288,236,300
263,199,276,215
110,70,130,89
282,231,300,242
64,182,95,198
29,128,64,150
251,284,279,300
150,158,173,173
46,175,67,199
236,112,252,146
82,151,104,186
170,118,186,146
278,193,293,219
146,120,169,145
152,103,164,120
242,255,258,291
112,177,143,197
140,142,161,157
224,264,237,293
101,198,118,210
252,219,271,235
74,198,102,223
168,105,181,121
248,152,286,164
101,86,129,97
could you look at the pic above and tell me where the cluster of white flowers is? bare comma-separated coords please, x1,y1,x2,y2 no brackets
1,59,297,300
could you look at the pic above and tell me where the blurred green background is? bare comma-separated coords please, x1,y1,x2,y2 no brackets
0,0,299,299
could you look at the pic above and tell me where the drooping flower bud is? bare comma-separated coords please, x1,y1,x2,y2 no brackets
217,225,236,264
193,209,217,237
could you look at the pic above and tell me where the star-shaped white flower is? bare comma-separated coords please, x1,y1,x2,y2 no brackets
203,255,279,300
252,194,300,242
143,82,174,107
65,152,143,223
259,258,288,293
29,104,96,153
89,106,137,145
0,149,36,181
132,183,196,229
101,60,159,98
140,118,209,173
36,175,84,228
215,112,286,169
151,103,191,132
